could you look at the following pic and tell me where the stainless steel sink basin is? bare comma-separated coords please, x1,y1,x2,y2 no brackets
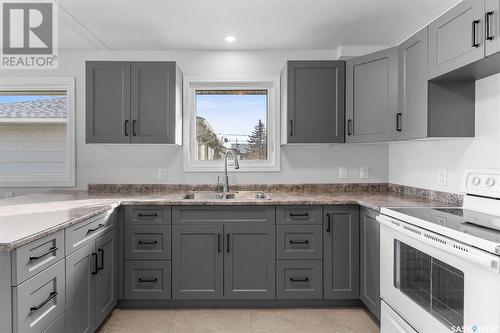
179,191,271,200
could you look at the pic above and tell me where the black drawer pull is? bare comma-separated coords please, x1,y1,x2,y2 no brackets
290,277,309,282
486,11,495,40
92,252,98,275
289,240,309,245
137,213,158,218
326,213,331,233
132,120,137,136
472,20,481,47
87,223,104,234
226,234,231,253
289,213,309,218
98,248,104,271
138,278,158,283
28,246,57,262
138,240,158,245
217,234,221,253
124,120,129,136
30,291,58,312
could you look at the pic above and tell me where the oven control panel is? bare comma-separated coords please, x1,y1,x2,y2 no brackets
463,169,500,198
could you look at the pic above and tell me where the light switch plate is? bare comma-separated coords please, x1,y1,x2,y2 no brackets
158,168,167,180
339,167,348,179
360,167,369,179
438,169,447,185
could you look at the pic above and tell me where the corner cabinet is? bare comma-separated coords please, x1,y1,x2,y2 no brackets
346,48,398,143
281,61,345,144
360,207,380,320
86,61,182,144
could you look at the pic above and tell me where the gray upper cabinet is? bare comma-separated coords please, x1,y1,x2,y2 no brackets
346,47,398,143
397,28,429,140
130,62,178,143
428,0,485,79
486,0,500,56
86,62,131,143
224,225,275,299
86,61,182,144
360,208,380,321
281,61,345,144
323,206,359,299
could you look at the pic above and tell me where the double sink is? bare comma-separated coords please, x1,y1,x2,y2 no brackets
179,191,271,200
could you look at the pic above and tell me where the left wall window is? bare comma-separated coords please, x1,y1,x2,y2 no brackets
0,78,75,187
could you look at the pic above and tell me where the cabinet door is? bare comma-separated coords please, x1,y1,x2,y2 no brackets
95,231,117,328
360,208,380,320
172,225,223,299
428,0,485,79
346,48,398,143
66,242,96,333
86,61,131,143
323,206,359,299
398,28,429,140
287,61,345,143
131,62,177,143
486,0,500,56
224,225,275,299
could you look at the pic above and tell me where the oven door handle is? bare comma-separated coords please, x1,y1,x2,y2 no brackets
377,215,500,274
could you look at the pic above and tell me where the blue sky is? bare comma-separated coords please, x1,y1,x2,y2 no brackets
196,94,267,146
0,96,60,103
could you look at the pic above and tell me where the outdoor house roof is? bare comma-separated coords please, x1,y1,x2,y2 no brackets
0,97,67,123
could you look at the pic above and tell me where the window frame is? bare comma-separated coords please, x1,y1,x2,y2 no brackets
0,77,76,187
183,77,280,172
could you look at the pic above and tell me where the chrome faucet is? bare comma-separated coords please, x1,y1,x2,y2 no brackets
223,150,240,192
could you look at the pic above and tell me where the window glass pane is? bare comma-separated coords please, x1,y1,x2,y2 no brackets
0,91,68,176
195,90,268,161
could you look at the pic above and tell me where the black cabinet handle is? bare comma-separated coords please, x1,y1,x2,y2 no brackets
472,20,481,47
132,120,137,136
98,248,104,271
137,213,158,218
138,240,158,245
226,234,230,253
326,213,331,233
347,119,353,136
28,246,57,262
289,240,309,245
289,213,309,218
124,120,129,136
396,113,402,132
30,291,58,312
486,11,495,40
92,252,98,275
289,120,293,136
217,234,221,253
138,278,158,283
290,277,309,282
87,223,104,234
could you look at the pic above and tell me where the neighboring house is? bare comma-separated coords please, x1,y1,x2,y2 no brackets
196,116,226,160
0,96,68,175
230,143,249,159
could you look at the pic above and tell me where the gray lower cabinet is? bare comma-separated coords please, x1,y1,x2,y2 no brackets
323,206,360,299
276,260,322,299
66,230,117,333
277,225,323,260
172,225,224,299
360,208,380,320
124,261,171,299
428,0,485,79
124,225,171,260
224,225,275,299
281,61,345,144
346,47,398,143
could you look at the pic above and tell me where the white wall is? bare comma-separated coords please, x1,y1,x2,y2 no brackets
0,50,388,195
388,73,500,194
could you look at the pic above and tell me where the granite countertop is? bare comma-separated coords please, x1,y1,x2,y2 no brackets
0,185,461,251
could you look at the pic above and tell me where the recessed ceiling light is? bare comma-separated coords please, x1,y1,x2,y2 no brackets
225,35,236,43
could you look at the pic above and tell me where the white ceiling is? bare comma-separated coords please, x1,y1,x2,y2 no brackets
56,0,461,51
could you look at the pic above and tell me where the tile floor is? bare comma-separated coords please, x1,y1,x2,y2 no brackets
98,308,379,333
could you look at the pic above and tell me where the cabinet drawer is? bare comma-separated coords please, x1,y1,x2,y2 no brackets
124,261,171,300
11,230,65,286
124,225,171,260
13,259,65,333
276,206,323,224
173,206,275,225
277,225,323,260
65,210,115,255
42,313,65,333
276,260,322,299
125,206,171,225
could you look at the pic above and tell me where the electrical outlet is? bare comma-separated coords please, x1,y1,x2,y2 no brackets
158,168,167,180
438,169,447,185
360,167,369,179
339,167,348,179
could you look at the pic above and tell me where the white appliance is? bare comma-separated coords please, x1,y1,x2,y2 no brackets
377,170,500,333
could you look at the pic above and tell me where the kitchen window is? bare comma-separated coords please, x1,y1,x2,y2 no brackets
0,78,75,186
183,78,280,172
